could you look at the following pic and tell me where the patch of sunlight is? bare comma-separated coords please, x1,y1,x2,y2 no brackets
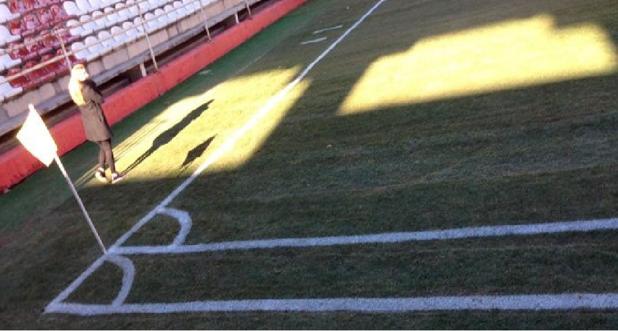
339,14,618,115
211,80,311,172
118,66,303,181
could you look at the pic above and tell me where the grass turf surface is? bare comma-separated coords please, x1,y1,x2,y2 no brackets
1,0,618,328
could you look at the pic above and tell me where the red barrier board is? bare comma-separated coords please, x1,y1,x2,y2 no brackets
0,0,306,192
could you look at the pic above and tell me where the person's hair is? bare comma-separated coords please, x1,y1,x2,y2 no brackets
68,64,87,106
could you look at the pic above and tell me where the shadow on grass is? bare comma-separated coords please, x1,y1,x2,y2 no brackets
122,99,214,174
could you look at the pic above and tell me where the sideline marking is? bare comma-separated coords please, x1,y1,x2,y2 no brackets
112,218,618,255
46,293,618,316
313,24,343,34
301,37,328,45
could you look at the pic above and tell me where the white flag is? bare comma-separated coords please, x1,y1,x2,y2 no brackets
16,104,58,167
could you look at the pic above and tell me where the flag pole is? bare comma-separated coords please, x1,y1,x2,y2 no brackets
54,154,108,255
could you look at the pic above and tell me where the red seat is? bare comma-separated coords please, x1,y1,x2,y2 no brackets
37,7,54,28
6,67,28,88
49,4,69,21
7,19,21,35
7,42,38,62
21,13,42,35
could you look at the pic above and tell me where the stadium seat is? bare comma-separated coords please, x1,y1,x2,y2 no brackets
143,12,158,32
70,41,91,60
66,18,87,37
0,53,21,71
127,1,139,18
114,3,129,21
153,8,167,28
21,13,42,35
122,20,141,42
110,25,125,46
75,0,93,15
0,4,19,24
63,1,81,16
91,10,107,30
84,35,104,59
0,79,23,101
5,68,28,88
103,6,119,27
0,25,20,47
49,4,69,21
79,14,96,35
164,4,178,22
97,29,113,52
37,7,54,29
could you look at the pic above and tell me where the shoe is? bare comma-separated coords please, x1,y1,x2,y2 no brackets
111,172,125,184
94,168,108,183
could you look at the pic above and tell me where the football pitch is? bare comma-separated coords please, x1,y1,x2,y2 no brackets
1,0,618,328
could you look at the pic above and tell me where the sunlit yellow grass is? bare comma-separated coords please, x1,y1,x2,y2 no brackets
340,14,618,115
114,66,303,180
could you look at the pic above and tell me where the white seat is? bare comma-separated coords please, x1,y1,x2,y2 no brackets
110,25,125,46
97,30,114,52
66,19,86,37
182,0,199,14
138,0,151,13
0,4,20,24
63,1,81,16
0,25,19,47
103,6,119,27
164,4,177,22
71,41,91,60
75,0,93,14
0,53,21,71
79,14,97,35
115,3,130,22
0,80,23,102
91,10,108,30
143,12,158,32
154,8,167,27
91,0,106,11
84,35,104,59
127,1,139,18
148,0,160,10
122,21,139,42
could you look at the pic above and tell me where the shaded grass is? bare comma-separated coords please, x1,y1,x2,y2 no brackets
1,0,618,328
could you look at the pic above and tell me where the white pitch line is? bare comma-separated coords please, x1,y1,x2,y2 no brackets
47,0,390,314
111,218,618,255
313,24,343,34
45,293,618,315
300,37,327,45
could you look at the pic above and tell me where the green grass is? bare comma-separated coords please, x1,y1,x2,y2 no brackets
1,0,618,328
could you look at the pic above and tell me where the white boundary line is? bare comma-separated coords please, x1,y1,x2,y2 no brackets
45,0,618,316
46,293,618,315
111,218,618,255
313,24,344,35
300,37,328,45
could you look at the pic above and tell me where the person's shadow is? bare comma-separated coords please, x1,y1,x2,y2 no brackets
123,99,214,174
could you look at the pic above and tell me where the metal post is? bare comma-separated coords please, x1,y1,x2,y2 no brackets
245,1,252,17
139,62,147,77
54,155,108,255
234,12,239,24
198,0,211,41
138,4,159,71
55,29,73,69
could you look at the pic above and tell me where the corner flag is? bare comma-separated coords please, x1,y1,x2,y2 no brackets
16,104,58,167
16,104,108,254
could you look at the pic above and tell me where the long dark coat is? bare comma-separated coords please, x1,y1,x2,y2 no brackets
78,80,112,142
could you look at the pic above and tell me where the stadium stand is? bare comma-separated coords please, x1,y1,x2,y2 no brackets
0,0,261,136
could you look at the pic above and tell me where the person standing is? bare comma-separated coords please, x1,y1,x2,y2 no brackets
68,64,124,184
